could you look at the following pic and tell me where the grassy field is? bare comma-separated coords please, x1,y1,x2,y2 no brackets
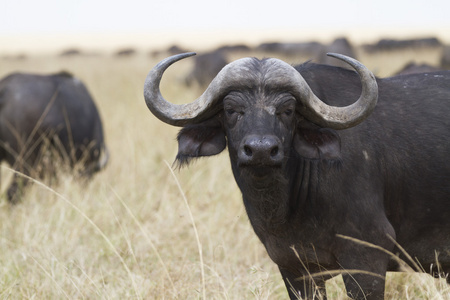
0,49,449,299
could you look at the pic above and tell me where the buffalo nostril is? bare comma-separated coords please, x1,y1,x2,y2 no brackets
240,135,283,165
244,145,253,157
270,146,279,157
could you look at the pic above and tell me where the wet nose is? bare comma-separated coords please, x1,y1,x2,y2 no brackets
239,135,283,165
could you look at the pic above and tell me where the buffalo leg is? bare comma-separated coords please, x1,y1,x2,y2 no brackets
7,173,30,204
342,272,386,300
430,263,450,284
447,266,450,284
279,267,327,299
338,248,390,300
434,263,450,284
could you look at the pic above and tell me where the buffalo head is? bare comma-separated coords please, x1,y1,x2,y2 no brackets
144,52,377,172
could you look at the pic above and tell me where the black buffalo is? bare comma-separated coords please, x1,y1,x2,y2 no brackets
185,51,228,88
322,37,357,68
256,41,325,57
0,71,108,203
144,53,450,299
362,37,442,53
441,45,450,70
394,62,442,76
255,38,357,69
256,41,325,63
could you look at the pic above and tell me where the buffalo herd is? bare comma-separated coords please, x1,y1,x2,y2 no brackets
181,37,449,88
1,36,449,299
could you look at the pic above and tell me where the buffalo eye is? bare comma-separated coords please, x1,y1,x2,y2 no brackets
276,96,296,126
225,107,244,118
276,104,295,118
224,95,245,120
226,108,237,116
224,104,244,127
283,108,293,116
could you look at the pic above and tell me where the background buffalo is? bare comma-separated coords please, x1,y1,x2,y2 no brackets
0,71,108,202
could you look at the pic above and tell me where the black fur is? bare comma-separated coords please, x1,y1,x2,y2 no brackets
0,72,107,202
171,59,450,299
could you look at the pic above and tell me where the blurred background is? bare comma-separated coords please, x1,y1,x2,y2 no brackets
2,0,449,56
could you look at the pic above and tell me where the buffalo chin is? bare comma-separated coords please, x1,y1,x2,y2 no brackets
239,164,284,181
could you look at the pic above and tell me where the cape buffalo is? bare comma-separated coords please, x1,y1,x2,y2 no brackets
0,71,108,203
185,51,228,88
441,45,450,69
143,53,450,299
322,37,357,68
363,37,442,53
256,41,325,62
394,62,442,76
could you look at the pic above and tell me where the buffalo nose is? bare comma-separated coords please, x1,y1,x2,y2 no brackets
239,135,283,165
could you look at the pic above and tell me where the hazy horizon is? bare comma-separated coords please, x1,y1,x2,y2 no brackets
2,26,449,56
2,0,450,55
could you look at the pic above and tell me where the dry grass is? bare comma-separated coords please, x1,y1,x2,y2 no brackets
0,49,449,299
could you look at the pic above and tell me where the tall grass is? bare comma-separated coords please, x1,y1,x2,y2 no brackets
0,49,449,299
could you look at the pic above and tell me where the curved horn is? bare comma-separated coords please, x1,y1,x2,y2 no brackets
144,52,242,126
296,53,378,129
145,52,378,130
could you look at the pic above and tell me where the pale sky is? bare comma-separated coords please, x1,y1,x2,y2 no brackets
1,0,449,53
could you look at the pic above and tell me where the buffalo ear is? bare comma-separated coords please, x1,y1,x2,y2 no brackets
175,117,226,167
293,127,341,160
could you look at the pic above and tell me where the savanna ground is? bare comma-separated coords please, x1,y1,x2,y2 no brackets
0,44,449,299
